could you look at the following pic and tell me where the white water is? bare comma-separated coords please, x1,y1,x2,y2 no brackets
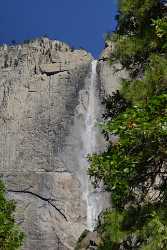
85,60,98,155
84,60,107,231
62,59,111,233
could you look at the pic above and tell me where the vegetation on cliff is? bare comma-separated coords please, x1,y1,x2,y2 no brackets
0,181,24,249
89,0,167,249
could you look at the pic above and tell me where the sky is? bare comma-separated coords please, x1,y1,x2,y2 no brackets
0,0,118,58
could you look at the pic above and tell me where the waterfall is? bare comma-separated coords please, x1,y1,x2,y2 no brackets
71,59,111,232
85,60,98,155
83,60,97,231
84,60,109,231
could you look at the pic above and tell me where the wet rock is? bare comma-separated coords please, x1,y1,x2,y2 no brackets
0,37,120,250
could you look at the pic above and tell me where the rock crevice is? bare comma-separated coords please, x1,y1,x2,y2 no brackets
0,38,127,250
0,38,92,250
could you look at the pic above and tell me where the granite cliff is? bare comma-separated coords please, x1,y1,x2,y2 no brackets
0,38,126,250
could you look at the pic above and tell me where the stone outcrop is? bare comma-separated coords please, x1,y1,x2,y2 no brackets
0,38,93,250
75,230,99,250
98,41,128,96
99,40,113,61
0,37,127,250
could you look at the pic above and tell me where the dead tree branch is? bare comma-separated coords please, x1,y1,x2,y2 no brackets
7,189,68,221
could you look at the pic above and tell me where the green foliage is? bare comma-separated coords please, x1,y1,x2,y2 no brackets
139,212,167,250
98,210,127,250
117,0,161,35
110,31,160,75
120,0,159,15
102,90,130,121
109,0,166,74
97,207,167,250
153,16,167,39
112,35,152,69
87,1,167,249
152,16,167,50
0,180,24,249
89,93,167,207
121,54,167,104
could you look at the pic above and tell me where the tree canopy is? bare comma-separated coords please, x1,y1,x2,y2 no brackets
88,0,167,249
0,181,24,250
107,0,167,76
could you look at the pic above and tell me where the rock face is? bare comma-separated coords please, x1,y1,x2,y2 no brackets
0,38,93,250
98,42,129,96
0,38,126,249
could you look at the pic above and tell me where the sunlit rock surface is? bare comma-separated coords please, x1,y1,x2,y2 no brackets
0,38,92,249
0,38,126,249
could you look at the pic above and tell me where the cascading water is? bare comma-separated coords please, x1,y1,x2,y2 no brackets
84,60,110,231
85,60,98,155
85,60,99,231
61,58,111,237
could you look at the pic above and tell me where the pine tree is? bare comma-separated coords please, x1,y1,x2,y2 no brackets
88,1,167,249
0,180,24,249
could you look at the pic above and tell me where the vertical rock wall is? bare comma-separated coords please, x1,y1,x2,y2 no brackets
0,38,93,250
0,38,127,250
